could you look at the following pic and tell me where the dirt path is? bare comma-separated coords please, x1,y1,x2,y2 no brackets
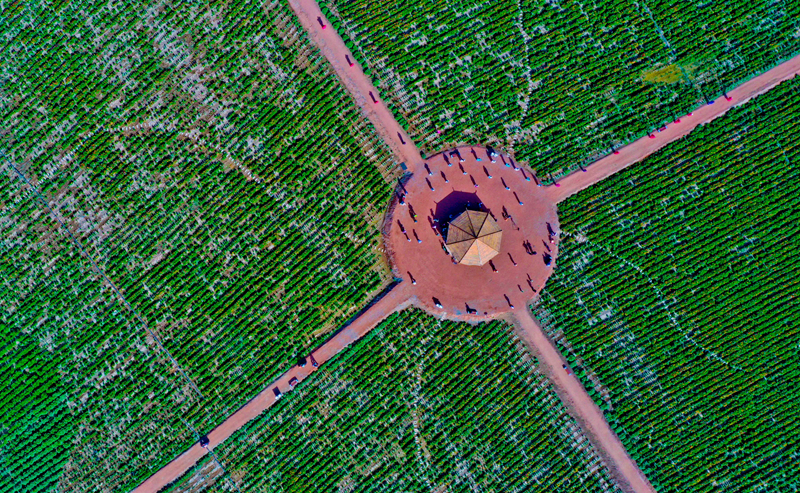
130,7,800,493
510,310,656,493
547,57,800,204
132,5,440,491
130,283,413,493
287,0,423,171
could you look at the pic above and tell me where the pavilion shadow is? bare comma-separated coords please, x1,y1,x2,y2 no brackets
433,191,492,237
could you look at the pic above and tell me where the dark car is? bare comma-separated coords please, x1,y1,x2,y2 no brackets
298,356,307,368
273,387,282,400
199,435,210,448
310,354,318,367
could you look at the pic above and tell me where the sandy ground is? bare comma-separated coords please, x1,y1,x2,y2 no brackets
130,283,413,493
287,0,423,169
510,310,656,493
387,145,560,319
547,58,800,204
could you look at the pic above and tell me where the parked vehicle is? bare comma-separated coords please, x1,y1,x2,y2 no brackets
289,377,299,387
273,387,282,399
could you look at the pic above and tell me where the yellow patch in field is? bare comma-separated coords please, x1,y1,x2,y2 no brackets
642,64,685,84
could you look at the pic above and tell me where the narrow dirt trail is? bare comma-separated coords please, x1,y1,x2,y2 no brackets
547,56,800,204
130,283,413,493
510,310,656,493
287,0,423,171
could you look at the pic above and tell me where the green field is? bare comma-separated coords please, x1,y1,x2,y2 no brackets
168,309,621,492
322,0,800,177
1,0,398,490
534,76,800,491
4,0,800,491
0,179,199,492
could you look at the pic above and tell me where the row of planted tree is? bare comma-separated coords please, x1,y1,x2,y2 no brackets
534,76,800,492
186,309,622,492
321,0,800,179
1,0,400,491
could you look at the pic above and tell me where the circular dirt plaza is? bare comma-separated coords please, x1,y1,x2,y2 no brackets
386,146,560,320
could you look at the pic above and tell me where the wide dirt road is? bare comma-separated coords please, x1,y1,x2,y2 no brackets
547,56,800,204
287,0,423,170
511,310,656,493
131,283,413,493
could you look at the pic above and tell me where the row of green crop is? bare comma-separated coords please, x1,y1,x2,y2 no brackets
535,76,800,492
319,3,413,137
1,0,399,491
0,174,201,493
177,309,623,492
323,0,800,178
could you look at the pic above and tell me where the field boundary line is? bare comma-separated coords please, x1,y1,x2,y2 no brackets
286,0,423,173
561,230,744,371
3,160,204,399
129,281,413,493
509,309,657,493
546,54,800,202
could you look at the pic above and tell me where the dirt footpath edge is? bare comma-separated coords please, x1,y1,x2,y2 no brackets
508,309,657,493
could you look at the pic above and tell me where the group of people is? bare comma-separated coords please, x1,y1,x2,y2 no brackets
397,147,561,314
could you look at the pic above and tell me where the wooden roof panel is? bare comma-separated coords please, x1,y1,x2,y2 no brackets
446,224,474,244
443,210,503,266
446,239,473,263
